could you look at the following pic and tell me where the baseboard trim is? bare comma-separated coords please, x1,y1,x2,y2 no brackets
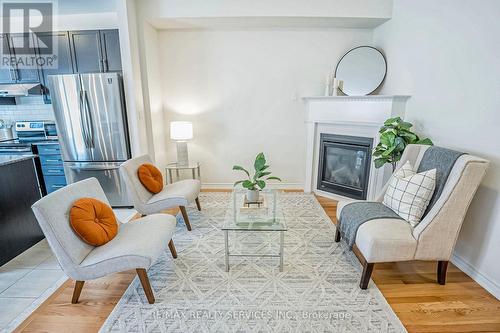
201,182,303,190
451,252,500,300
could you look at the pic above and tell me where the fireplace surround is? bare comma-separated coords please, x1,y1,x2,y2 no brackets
303,95,410,200
317,133,373,200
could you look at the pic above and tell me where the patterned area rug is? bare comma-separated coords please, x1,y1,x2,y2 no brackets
100,192,406,332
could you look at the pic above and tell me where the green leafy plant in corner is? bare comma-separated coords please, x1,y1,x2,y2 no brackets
373,117,433,171
233,153,282,190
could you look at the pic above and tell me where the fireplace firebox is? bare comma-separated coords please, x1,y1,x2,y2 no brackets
317,133,373,200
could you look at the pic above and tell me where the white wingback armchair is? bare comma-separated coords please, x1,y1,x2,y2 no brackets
335,144,489,289
31,178,178,304
120,155,201,231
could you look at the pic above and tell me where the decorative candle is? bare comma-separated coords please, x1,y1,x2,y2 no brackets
324,75,332,96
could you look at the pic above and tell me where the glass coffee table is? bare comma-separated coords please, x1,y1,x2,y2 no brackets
222,189,287,272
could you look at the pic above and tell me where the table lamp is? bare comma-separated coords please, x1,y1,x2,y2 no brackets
170,121,193,166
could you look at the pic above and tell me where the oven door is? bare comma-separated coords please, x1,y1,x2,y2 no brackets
63,161,131,207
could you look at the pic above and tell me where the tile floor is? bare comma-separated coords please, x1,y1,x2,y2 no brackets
0,208,136,332
0,240,66,332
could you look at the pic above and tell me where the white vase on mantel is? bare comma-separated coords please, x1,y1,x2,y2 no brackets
246,189,260,203
332,78,343,96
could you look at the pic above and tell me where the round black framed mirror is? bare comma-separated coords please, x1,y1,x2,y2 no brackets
334,46,387,96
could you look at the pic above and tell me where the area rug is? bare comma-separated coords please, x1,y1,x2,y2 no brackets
100,192,406,332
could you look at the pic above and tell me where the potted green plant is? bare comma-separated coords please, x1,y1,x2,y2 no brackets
233,152,282,202
373,117,433,171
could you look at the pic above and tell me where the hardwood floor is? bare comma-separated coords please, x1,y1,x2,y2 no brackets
316,195,500,333
14,194,500,332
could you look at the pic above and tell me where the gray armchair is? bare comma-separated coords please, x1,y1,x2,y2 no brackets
120,155,201,230
31,178,177,304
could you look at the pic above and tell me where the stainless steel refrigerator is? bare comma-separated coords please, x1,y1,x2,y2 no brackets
48,73,131,207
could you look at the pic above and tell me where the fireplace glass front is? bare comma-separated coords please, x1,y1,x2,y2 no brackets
317,134,373,200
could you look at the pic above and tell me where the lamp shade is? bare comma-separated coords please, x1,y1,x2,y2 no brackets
170,121,193,141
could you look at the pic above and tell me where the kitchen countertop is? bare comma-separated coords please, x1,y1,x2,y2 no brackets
0,154,36,167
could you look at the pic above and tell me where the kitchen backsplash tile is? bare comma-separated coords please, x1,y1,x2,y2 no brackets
0,96,54,125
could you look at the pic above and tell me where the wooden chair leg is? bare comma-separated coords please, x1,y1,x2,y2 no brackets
71,280,85,304
179,206,192,231
136,268,155,304
360,262,375,289
437,260,449,285
334,228,341,242
168,239,177,258
195,197,201,211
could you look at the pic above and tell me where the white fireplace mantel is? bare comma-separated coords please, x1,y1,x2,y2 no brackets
303,95,410,201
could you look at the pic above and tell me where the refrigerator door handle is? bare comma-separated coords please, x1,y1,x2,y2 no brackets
79,90,90,148
83,90,95,148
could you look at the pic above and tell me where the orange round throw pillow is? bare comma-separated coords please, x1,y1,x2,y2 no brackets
69,198,118,246
137,163,164,194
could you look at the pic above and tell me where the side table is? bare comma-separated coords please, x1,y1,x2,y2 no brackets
165,162,201,184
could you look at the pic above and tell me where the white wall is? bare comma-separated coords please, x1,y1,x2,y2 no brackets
116,0,393,172
57,0,117,15
54,13,118,30
116,0,177,163
374,0,500,299
159,29,373,187
116,0,151,157
139,22,168,168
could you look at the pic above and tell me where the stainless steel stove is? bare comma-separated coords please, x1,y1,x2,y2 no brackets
0,121,57,153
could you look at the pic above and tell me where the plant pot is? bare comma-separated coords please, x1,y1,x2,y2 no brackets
246,189,260,203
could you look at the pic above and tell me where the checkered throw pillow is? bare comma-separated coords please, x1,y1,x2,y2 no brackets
383,161,436,227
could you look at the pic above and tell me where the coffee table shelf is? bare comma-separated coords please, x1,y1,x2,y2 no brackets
222,189,287,272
